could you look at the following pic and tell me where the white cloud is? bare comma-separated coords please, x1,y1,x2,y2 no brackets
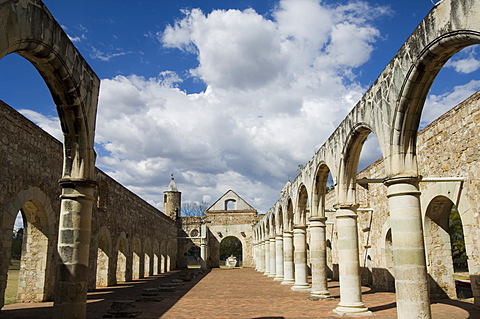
90,46,131,62
445,46,480,74
92,0,390,212
18,109,62,141
421,79,480,128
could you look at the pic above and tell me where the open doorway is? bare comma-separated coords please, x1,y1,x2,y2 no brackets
219,236,242,267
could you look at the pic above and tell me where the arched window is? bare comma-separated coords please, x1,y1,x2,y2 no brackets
225,199,236,210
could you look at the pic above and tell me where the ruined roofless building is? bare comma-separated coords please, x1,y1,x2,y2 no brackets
1,1,480,319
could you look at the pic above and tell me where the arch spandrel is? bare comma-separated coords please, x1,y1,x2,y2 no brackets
0,0,100,180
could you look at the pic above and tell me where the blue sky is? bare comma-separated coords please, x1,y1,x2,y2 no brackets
3,0,480,219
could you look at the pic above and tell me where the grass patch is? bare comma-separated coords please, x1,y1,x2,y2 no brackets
5,259,20,305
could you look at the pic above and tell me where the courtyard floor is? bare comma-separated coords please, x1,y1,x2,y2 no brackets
1,267,479,318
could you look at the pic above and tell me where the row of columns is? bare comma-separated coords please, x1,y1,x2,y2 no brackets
254,177,431,318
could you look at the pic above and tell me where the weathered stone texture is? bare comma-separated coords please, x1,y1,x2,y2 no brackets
0,101,177,303
324,91,480,296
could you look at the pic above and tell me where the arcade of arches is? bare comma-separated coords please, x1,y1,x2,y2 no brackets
1,1,480,319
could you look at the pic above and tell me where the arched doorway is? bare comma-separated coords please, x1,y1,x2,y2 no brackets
116,236,128,283
219,236,242,267
13,199,55,303
187,246,201,268
384,229,395,292
96,234,110,287
424,196,469,299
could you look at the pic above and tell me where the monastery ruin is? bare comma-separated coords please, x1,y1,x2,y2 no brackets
1,0,480,318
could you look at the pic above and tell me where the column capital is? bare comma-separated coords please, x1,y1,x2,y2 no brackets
308,216,327,223
333,202,359,210
334,203,359,218
384,175,422,198
59,177,98,188
58,178,97,201
293,225,307,231
283,231,293,238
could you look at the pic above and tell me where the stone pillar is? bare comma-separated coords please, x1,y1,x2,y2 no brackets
54,179,96,319
282,231,295,285
385,177,431,319
200,239,207,269
291,226,310,291
258,241,265,272
308,216,332,300
274,235,284,281
269,237,276,278
253,243,258,271
333,204,370,316
264,239,270,276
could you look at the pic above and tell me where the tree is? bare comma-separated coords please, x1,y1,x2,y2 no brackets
219,236,242,260
181,201,209,217
11,228,23,259
448,206,467,272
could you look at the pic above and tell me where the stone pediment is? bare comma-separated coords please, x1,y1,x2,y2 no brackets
206,190,256,213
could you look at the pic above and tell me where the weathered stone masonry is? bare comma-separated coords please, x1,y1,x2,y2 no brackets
0,101,177,306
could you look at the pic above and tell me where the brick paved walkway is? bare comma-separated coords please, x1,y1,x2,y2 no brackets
1,268,479,318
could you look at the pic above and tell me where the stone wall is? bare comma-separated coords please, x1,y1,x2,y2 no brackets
0,101,177,304
177,211,261,268
324,91,480,296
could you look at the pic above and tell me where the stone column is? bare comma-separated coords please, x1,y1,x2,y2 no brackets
253,243,258,271
385,176,431,319
291,226,310,291
258,241,265,272
274,235,284,281
264,239,270,276
333,204,370,316
308,216,332,300
54,179,96,319
282,231,295,285
200,239,207,269
269,237,276,278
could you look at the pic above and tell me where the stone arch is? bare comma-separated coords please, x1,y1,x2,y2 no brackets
312,163,332,217
384,228,395,292
424,195,457,299
338,123,375,203
225,199,236,210
284,198,294,231
270,213,276,236
152,240,160,275
186,244,201,267
95,226,112,288
115,232,129,283
132,238,142,280
0,1,100,315
1,187,57,304
276,206,283,234
160,242,166,274
295,184,308,227
219,236,243,266
166,241,172,272
143,239,152,277
0,1,99,180
392,33,480,174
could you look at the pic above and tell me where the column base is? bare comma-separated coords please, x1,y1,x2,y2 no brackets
307,292,334,301
281,279,295,285
268,274,276,278
273,276,284,281
263,272,270,276
291,284,311,291
334,303,371,316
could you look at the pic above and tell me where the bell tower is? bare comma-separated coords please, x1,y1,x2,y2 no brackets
163,175,181,220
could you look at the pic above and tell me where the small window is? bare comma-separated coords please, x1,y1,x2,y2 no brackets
190,229,199,237
164,194,167,203
225,199,236,210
